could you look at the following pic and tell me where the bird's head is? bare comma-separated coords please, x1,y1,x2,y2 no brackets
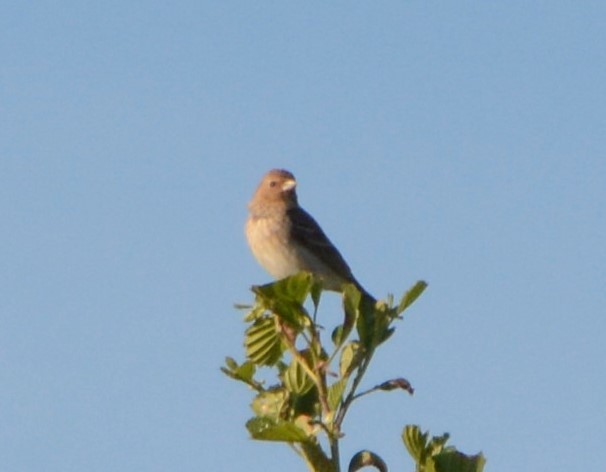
250,169,299,209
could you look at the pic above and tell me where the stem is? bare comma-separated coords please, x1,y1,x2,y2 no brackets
351,386,380,401
303,322,340,470
275,317,332,423
300,442,337,472
334,348,375,430
307,323,331,422
330,435,340,471
279,327,321,386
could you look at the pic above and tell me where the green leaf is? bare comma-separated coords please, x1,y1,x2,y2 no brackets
333,284,360,346
253,272,314,305
342,284,361,322
331,325,345,345
339,341,361,378
402,425,429,464
224,356,238,371
433,450,486,472
252,273,316,329
357,304,393,350
243,304,266,322
252,293,310,329
221,358,264,390
246,417,311,443
236,361,256,383
355,309,372,348
403,425,485,472
428,433,450,455
355,294,391,349
327,378,347,411
310,279,323,313
284,358,315,396
290,385,320,418
397,280,428,315
251,389,287,420
245,316,284,366
378,326,395,345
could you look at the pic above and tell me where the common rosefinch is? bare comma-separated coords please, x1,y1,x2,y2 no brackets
246,169,374,304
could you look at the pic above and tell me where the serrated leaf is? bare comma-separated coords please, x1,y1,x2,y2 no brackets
284,358,315,395
402,425,428,464
403,425,485,472
397,280,428,315
246,417,310,443
245,317,283,365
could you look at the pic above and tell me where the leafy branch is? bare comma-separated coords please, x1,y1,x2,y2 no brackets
222,272,484,472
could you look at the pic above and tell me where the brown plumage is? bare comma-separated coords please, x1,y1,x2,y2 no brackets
246,169,374,303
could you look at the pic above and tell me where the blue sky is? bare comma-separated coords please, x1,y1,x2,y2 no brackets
2,2,605,471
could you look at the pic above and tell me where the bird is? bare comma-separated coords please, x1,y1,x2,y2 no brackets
245,169,375,305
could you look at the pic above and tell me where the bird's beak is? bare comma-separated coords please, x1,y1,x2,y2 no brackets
282,179,296,191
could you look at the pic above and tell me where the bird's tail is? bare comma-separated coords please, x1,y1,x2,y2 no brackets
354,281,377,314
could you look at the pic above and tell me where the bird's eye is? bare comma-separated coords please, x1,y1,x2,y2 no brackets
269,181,277,188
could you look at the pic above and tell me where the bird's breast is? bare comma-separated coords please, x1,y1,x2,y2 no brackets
246,215,301,279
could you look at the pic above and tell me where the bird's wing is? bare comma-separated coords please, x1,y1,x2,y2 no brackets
287,206,356,282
